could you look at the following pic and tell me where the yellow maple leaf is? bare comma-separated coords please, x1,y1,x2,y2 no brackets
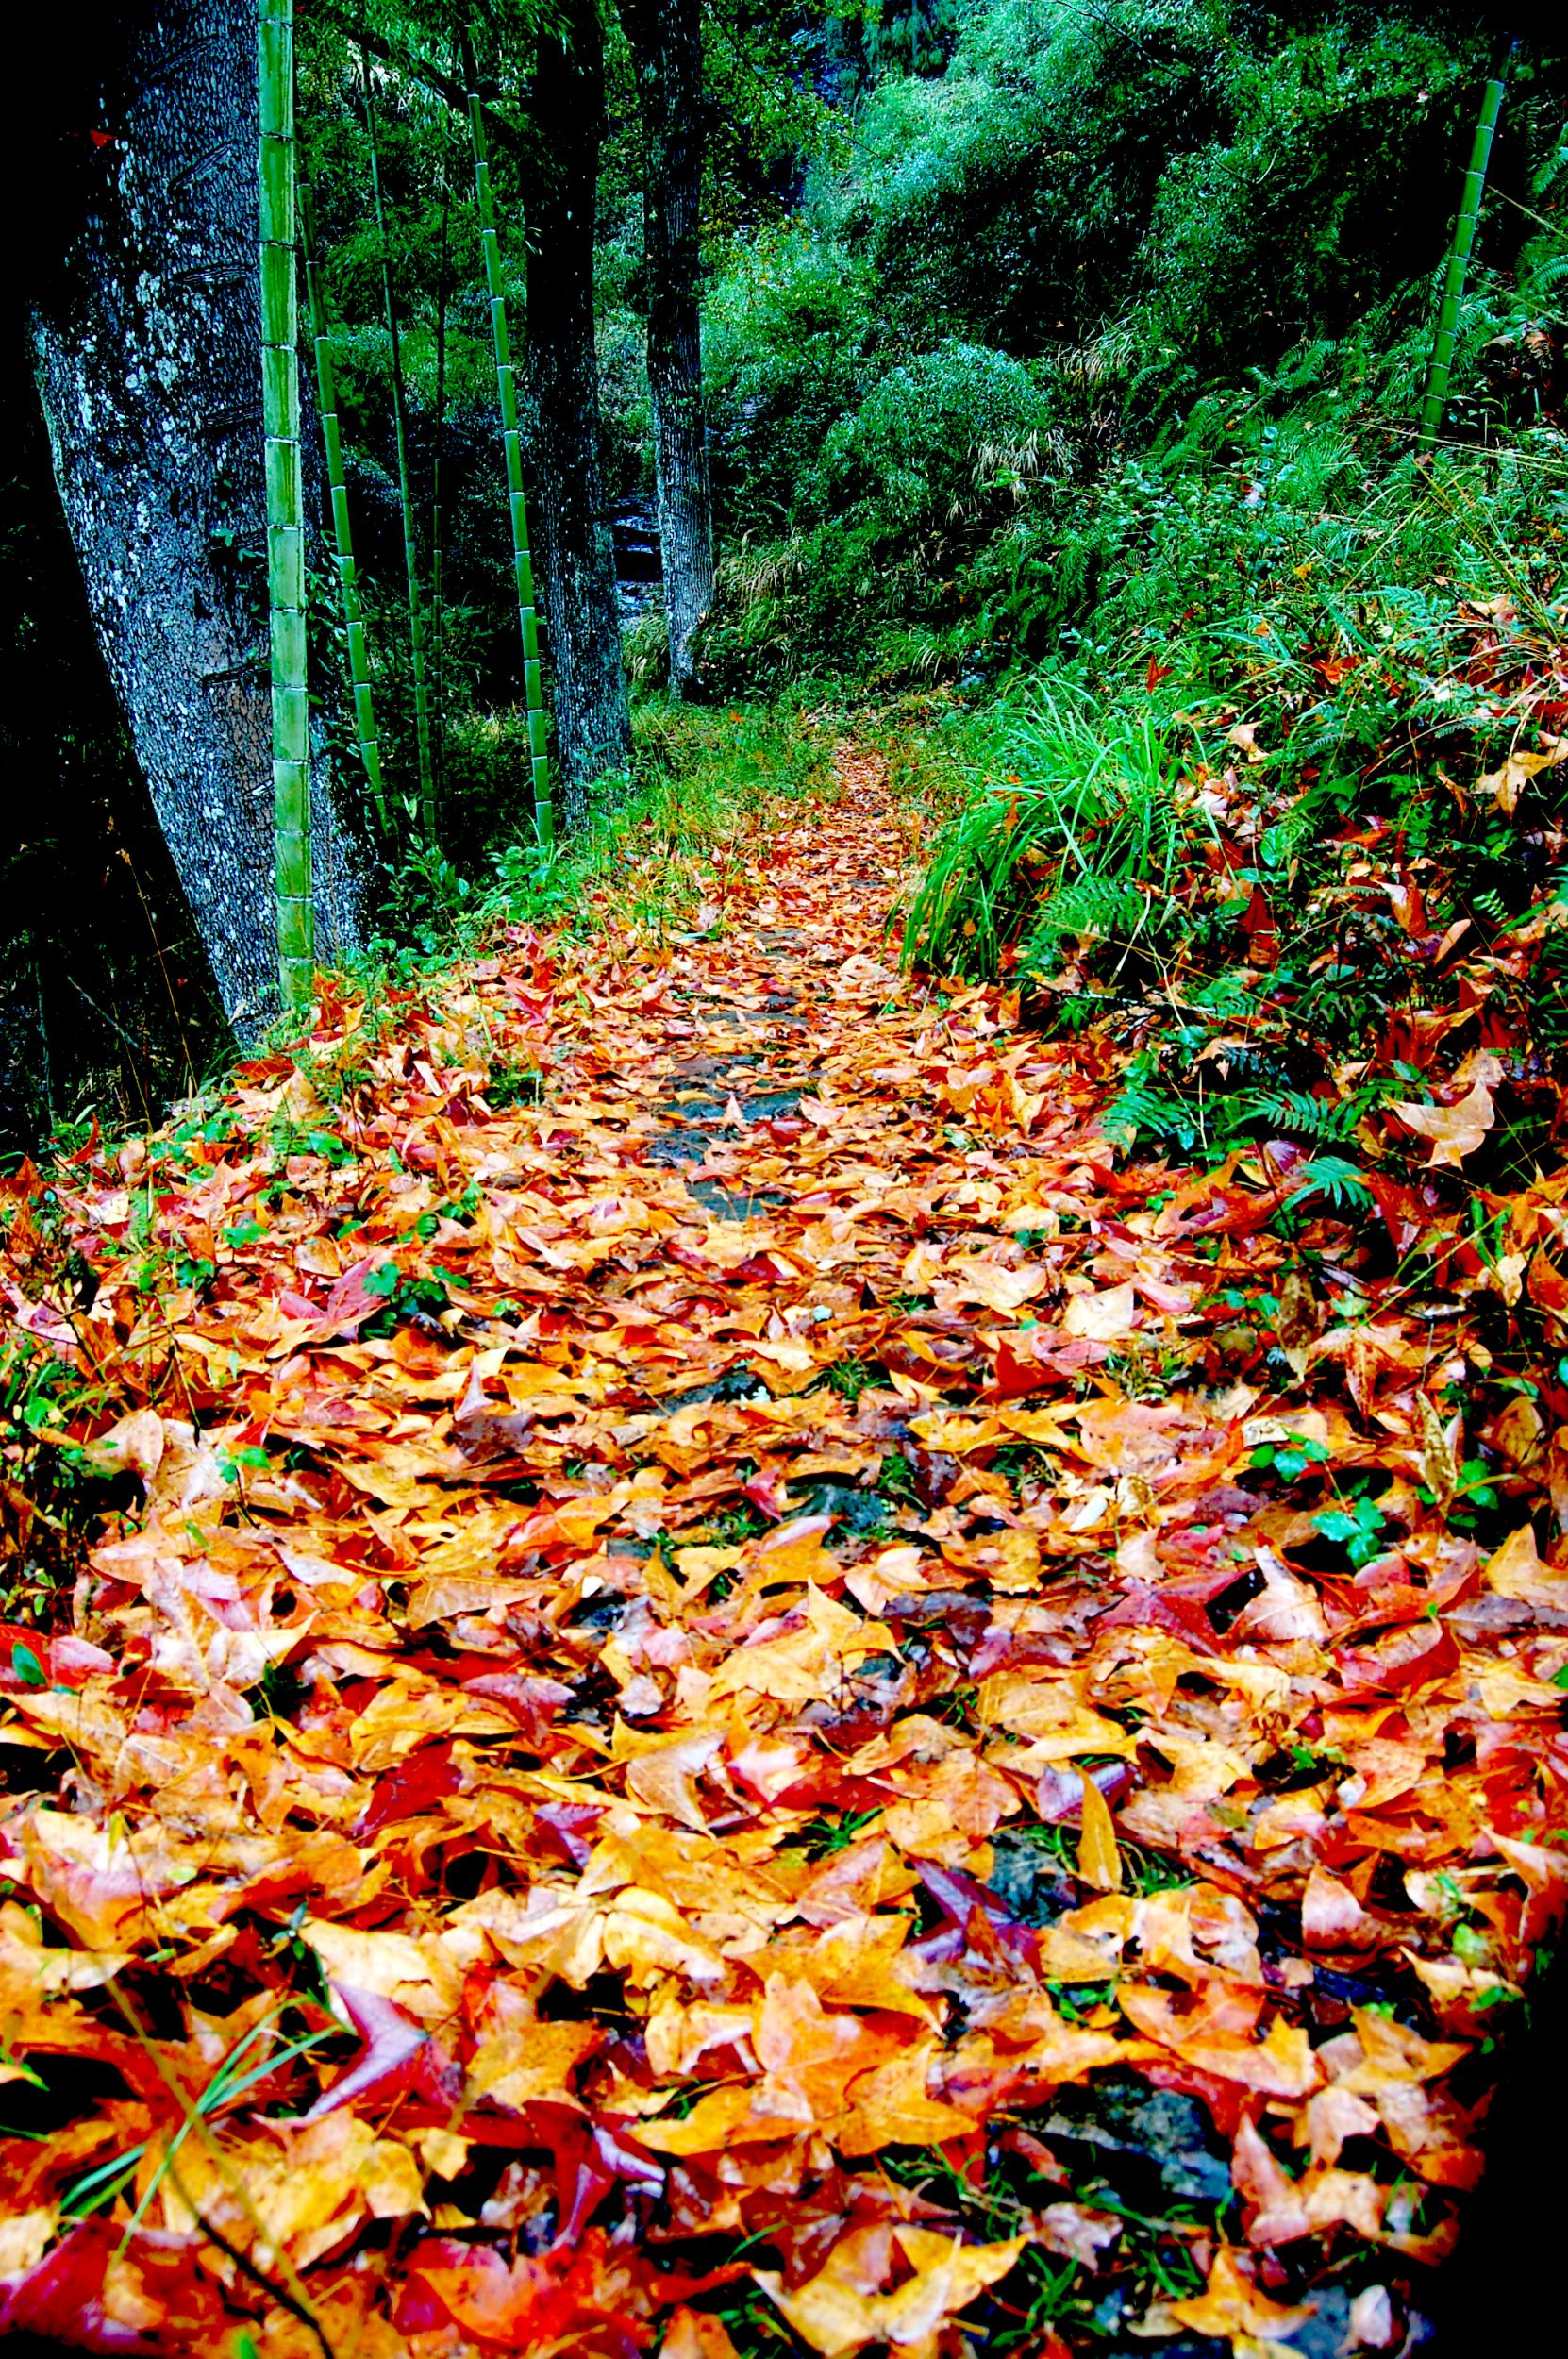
1076,1774,1123,1892
756,2227,1025,2356
1390,1077,1494,1169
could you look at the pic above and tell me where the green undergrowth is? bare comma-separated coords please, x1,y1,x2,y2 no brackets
895,301,1568,1191
375,692,837,961
693,0,1568,699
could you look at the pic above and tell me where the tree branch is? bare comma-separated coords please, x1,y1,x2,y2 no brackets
314,2,541,182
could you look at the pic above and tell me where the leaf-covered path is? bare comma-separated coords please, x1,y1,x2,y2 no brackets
2,753,1566,2356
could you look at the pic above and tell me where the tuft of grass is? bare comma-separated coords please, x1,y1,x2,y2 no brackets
480,1056,544,1111
799,1805,884,1857
824,1355,891,1407
480,694,836,944
901,681,1207,981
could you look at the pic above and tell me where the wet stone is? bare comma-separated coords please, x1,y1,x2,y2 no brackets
1039,2078,1233,2206
656,1363,771,1413
687,1180,788,1222
985,1828,1079,1926
669,1052,762,1079
641,1130,712,1168
660,1087,806,1126
789,1478,891,1536
1105,2339,1226,2359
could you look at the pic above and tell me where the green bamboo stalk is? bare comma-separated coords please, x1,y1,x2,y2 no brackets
430,167,451,794
1419,40,1517,449
299,180,392,845
360,40,438,843
463,43,554,847
259,0,312,1010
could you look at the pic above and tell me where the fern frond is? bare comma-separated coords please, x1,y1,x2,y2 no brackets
1104,1080,1205,1152
1235,1088,1363,1142
1284,1155,1376,1213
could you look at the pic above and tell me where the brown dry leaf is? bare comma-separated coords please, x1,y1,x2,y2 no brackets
1390,1077,1495,1167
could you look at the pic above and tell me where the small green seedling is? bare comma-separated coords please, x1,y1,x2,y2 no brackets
1313,1493,1388,1566
1250,1433,1331,1480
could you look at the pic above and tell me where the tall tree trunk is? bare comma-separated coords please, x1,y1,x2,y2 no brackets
528,0,631,815
623,0,715,699
27,0,370,1038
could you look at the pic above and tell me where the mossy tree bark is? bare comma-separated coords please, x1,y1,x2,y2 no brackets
27,0,370,1037
527,0,631,816
622,0,714,698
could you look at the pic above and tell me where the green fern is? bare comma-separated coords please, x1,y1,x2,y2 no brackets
1026,872,1148,951
1104,1079,1206,1152
1283,1155,1376,1214
1232,1087,1363,1142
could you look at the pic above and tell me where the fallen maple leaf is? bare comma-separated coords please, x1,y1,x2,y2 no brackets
1169,2245,1315,2349
1301,1865,1378,1952
0,750,1561,2354
1076,1772,1123,1892
1061,1280,1141,1340
663,2305,742,2359
1390,1077,1494,1167
1474,735,1568,814
755,2227,1025,2356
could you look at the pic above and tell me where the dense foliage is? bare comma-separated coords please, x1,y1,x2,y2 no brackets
678,0,1568,1232
694,0,1565,691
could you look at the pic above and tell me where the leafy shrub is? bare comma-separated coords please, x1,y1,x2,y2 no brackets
705,223,876,537
1139,18,1485,381
829,0,1224,355
699,0,1566,695
811,343,1053,534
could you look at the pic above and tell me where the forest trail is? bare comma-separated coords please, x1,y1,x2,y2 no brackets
1,751,1564,2353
